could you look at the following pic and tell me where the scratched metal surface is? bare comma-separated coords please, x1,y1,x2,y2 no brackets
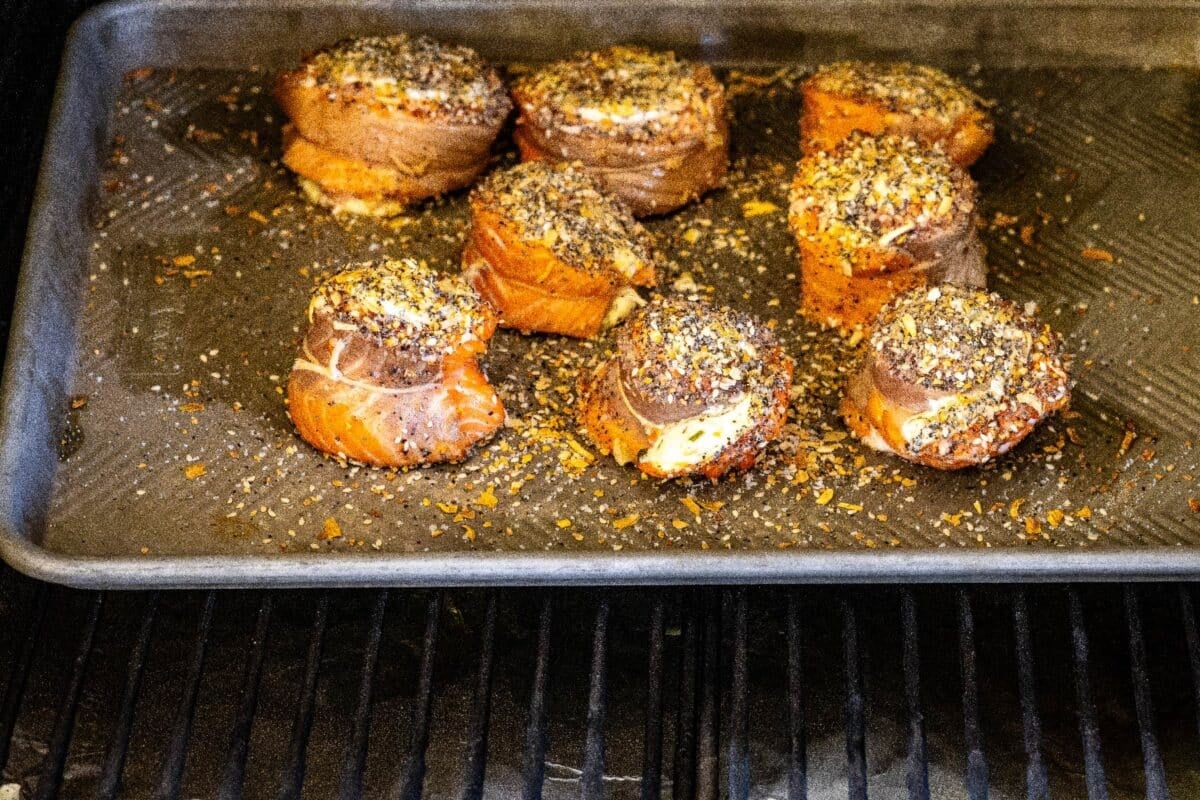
2,2,1199,587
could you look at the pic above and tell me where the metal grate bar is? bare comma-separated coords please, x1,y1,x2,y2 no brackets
0,582,48,773
2,577,1200,799
1013,590,1051,800
154,590,216,800
30,592,102,800
900,590,930,800
1067,589,1109,800
673,598,700,800
520,595,553,800
1123,587,1170,800
458,592,498,800
338,589,388,800
218,594,273,800
727,591,750,800
581,597,610,800
395,592,443,800
957,591,989,800
1178,586,1200,751
641,596,666,800
277,592,328,800
843,598,868,800
787,594,807,800
97,592,159,800
696,594,721,800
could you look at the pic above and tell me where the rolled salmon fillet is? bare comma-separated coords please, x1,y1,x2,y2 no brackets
841,284,1070,470
511,45,729,217
578,296,794,480
788,132,987,333
800,61,994,167
288,258,505,467
276,35,511,216
462,161,656,338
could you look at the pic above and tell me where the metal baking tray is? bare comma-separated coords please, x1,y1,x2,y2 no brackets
2,0,1199,589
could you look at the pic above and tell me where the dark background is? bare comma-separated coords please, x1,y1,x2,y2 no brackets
0,0,93,355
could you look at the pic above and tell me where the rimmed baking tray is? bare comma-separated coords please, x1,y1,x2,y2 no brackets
2,0,1199,589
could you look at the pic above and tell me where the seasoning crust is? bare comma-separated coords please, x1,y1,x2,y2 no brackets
298,34,510,125
310,258,493,355
618,295,774,409
513,45,722,143
808,61,988,127
789,133,972,253
470,161,654,278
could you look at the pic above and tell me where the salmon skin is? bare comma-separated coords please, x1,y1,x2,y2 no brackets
463,162,656,338
275,35,510,215
510,46,729,217
289,313,504,467
287,259,505,468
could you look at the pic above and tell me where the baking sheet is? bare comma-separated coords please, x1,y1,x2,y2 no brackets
1,0,1198,587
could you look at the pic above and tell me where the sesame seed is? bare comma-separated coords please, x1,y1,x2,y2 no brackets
310,258,489,357
471,161,653,278
513,45,722,143
299,34,510,125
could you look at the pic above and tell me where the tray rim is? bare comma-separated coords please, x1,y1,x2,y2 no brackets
8,531,1200,589
3,0,1200,589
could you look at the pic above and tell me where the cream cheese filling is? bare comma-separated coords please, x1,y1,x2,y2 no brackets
601,287,646,329
297,176,407,219
640,393,755,475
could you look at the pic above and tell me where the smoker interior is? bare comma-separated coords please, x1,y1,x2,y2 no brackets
1,565,1200,799
3,4,1200,800
2,0,1199,587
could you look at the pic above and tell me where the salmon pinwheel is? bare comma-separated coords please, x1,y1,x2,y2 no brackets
288,258,505,467
462,161,656,338
578,296,794,480
511,45,729,217
841,285,1070,470
276,35,511,216
788,132,987,332
800,61,994,168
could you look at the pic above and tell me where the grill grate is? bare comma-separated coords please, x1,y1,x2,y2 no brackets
2,567,1200,798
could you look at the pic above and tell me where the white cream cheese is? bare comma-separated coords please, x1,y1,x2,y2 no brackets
898,392,964,445
640,394,755,475
298,177,406,219
602,287,646,329
577,104,663,126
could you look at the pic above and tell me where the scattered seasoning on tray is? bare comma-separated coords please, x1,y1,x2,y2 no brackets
1080,247,1114,262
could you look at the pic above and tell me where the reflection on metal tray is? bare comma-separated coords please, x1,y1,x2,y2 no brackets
1,0,1198,587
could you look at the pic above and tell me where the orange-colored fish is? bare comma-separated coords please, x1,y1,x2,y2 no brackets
287,259,504,468
800,61,994,168
463,162,656,339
